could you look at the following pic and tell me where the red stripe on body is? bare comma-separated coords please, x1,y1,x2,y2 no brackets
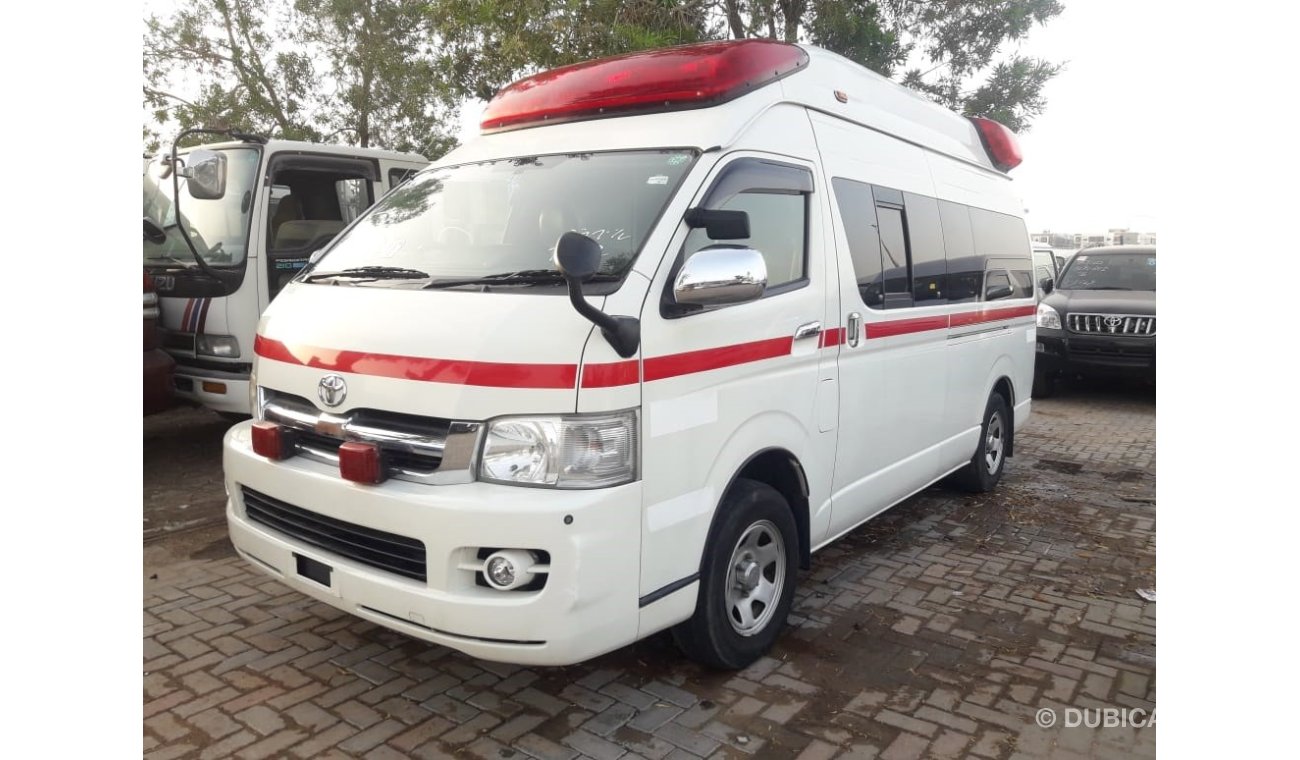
949,304,1036,328
196,298,211,334
819,327,845,348
643,336,793,382
254,336,579,389
181,298,195,331
581,360,640,388
865,314,950,339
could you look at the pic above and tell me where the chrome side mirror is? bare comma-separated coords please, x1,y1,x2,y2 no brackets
673,246,767,308
183,149,227,200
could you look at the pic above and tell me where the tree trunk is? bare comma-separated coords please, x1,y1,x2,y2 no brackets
724,0,746,38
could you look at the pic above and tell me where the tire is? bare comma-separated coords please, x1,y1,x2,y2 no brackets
1031,367,1056,399
672,479,799,670
954,392,1011,493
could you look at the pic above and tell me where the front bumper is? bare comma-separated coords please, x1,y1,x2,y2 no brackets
1036,329,1155,378
172,362,251,415
223,421,643,666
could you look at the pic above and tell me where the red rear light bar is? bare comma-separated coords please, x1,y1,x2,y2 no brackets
969,116,1023,172
481,39,809,133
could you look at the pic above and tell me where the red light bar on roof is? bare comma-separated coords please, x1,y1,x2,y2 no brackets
969,116,1023,172
481,39,809,133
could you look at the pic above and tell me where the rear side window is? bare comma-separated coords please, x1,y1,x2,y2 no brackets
939,201,979,303
832,178,884,307
970,207,1031,301
904,192,946,303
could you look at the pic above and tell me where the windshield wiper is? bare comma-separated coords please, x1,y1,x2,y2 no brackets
1082,286,1133,291
423,269,618,290
304,266,431,283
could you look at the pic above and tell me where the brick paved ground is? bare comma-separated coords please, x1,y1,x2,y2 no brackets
144,380,1155,759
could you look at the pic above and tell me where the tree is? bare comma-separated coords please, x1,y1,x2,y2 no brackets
143,0,459,155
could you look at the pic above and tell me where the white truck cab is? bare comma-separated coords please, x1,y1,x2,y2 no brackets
143,138,428,415
223,40,1036,668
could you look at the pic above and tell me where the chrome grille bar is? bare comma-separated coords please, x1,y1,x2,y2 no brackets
1066,312,1156,336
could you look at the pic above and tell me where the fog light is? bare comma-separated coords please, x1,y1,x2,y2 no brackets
482,549,537,591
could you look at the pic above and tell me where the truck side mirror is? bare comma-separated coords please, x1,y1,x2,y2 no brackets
554,230,603,282
184,149,228,200
554,231,639,358
1040,277,1054,294
985,284,1014,301
684,208,750,240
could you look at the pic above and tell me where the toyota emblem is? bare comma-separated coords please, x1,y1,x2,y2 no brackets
1104,316,1123,332
318,374,347,407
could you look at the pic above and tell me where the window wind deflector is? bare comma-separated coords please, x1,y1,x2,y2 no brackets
303,266,430,283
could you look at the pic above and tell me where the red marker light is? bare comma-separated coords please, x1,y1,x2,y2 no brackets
339,442,385,484
251,421,293,461
969,116,1023,172
481,39,809,132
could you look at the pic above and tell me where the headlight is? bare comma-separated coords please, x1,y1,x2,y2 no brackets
1036,303,1061,330
196,334,241,357
479,411,637,488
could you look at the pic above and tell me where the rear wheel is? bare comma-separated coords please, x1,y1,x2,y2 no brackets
672,479,798,670
955,392,1011,493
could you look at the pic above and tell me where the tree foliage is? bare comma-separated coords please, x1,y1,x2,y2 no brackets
143,0,1065,157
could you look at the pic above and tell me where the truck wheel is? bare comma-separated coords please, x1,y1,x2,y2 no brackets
672,479,798,670
1031,367,1056,398
955,392,1011,493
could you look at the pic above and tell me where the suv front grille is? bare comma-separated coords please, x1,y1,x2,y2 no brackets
1066,313,1155,336
242,487,427,582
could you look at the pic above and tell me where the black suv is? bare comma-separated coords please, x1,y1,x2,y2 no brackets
1033,245,1155,396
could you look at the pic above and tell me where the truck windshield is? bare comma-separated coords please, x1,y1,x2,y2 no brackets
143,147,261,268
307,149,698,288
1058,253,1157,291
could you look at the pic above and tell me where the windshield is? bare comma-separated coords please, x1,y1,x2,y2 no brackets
1058,252,1156,291
306,149,698,288
143,147,261,267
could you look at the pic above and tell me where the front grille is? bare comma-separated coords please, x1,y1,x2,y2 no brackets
263,391,447,477
242,487,427,582
1066,313,1155,336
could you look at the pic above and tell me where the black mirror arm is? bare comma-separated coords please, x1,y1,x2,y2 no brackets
563,279,640,358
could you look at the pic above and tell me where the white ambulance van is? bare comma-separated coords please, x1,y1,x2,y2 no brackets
223,40,1036,668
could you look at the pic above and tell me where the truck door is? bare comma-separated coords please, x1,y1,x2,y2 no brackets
637,153,836,600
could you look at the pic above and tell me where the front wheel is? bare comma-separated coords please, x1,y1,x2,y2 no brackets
672,479,799,670
954,392,1011,493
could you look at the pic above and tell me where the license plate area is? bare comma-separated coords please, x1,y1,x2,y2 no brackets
295,553,333,588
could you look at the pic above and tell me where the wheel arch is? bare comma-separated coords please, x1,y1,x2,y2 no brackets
707,447,812,572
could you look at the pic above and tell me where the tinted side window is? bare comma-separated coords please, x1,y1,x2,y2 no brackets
904,192,946,303
984,269,1012,300
970,207,1032,299
940,201,979,303
684,192,807,289
875,203,911,308
832,177,884,307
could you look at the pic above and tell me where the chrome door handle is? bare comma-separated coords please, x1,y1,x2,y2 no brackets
794,321,822,340
846,312,861,347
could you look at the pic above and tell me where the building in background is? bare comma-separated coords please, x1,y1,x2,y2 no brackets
1031,229,1156,250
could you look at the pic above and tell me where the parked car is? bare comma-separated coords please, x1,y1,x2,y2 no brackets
143,269,175,415
1033,245,1155,396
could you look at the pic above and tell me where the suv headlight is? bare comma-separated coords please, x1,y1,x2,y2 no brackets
1036,303,1061,330
196,334,241,357
479,411,637,489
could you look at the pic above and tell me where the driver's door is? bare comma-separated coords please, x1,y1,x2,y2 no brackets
636,153,837,599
